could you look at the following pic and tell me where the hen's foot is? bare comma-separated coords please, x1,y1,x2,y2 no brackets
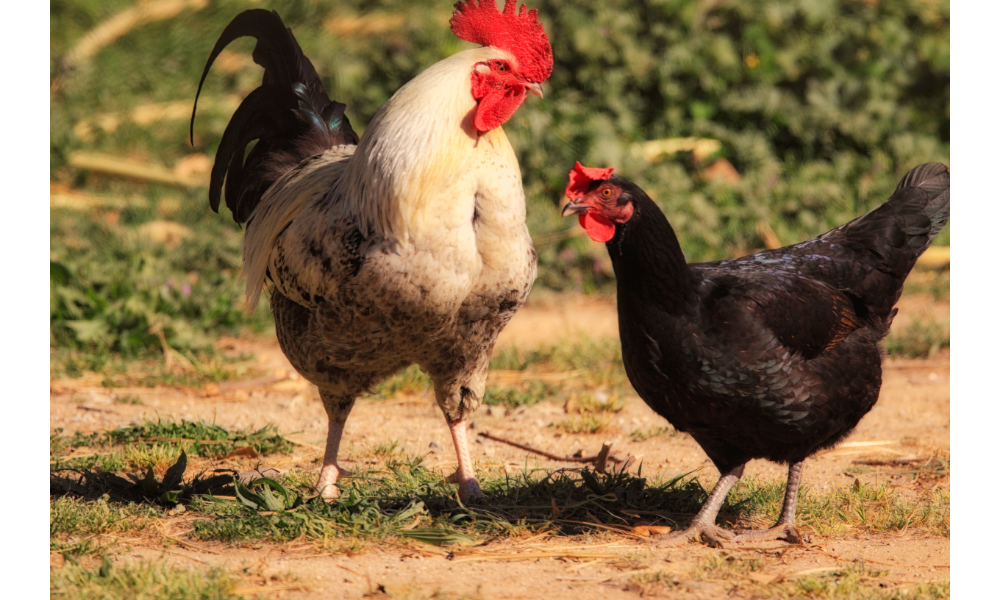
653,521,735,548
731,522,801,544
445,470,484,503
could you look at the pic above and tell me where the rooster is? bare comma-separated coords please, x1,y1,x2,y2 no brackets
191,1,552,501
561,161,949,545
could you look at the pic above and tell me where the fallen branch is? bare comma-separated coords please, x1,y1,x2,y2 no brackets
478,432,627,466
69,151,207,189
57,0,209,75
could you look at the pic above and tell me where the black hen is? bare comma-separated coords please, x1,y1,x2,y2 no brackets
561,162,949,546
191,9,358,224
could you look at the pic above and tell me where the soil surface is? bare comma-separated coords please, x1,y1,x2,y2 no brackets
50,293,950,599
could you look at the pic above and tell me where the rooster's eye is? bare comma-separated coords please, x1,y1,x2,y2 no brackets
602,188,612,197
496,62,507,73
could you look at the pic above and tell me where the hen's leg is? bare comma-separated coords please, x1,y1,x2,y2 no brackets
443,417,483,501
731,461,804,543
315,391,357,500
654,464,745,548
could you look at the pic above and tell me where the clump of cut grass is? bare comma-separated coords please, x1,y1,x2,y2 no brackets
884,318,950,358
51,559,239,600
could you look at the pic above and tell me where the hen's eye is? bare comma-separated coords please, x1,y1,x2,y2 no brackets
602,188,612,197
496,62,507,73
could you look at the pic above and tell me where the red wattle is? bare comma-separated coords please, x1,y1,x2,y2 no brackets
580,212,616,243
474,86,526,133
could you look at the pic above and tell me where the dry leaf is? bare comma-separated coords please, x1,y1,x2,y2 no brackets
223,446,259,460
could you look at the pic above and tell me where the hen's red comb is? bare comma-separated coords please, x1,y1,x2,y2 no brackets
565,162,615,199
450,0,553,83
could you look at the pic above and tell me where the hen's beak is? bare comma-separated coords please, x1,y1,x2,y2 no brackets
525,82,544,98
561,199,589,217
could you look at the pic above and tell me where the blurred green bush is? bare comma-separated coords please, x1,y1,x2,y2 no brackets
50,0,948,354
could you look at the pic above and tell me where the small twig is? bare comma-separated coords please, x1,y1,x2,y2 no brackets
163,535,220,554
851,458,928,467
76,405,116,413
478,431,623,465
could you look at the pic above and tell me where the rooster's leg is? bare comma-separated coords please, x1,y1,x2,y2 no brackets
315,393,356,500
731,461,804,543
444,418,484,502
653,464,745,548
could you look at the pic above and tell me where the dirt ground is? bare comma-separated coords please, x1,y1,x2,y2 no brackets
50,293,950,598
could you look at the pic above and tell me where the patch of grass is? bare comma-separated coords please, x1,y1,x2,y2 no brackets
629,426,675,442
51,559,240,600
902,268,950,302
50,496,161,559
727,477,951,537
484,381,559,409
373,364,432,398
553,414,612,435
113,395,143,405
692,552,766,581
51,495,160,538
190,454,724,547
779,564,947,600
51,419,295,473
553,392,625,434
884,318,950,358
51,345,258,389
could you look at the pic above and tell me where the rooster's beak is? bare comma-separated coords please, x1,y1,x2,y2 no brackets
561,199,589,217
525,82,544,98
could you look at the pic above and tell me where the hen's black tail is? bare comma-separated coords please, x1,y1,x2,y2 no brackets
191,9,358,224
821,162,950,319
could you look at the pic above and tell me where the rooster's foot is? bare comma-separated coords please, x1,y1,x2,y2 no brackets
730,522,802,544
445,470,484,503
652,521,735,549
315,464,353,501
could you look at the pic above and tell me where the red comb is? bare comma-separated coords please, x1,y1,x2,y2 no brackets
450,0,553,83
565,161,615,199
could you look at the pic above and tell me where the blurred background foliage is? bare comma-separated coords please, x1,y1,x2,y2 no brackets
50,0,949,357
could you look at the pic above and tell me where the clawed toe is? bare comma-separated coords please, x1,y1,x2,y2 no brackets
730,522,802,544
653,522,735,548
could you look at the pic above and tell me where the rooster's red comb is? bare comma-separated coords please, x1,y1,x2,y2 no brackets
565,162,615,199
450,0,553,83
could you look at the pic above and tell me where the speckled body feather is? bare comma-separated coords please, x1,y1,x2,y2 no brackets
606,164,949,473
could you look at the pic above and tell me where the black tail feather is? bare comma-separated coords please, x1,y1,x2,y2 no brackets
191,9,359,223
820,162,950,319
